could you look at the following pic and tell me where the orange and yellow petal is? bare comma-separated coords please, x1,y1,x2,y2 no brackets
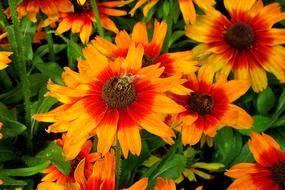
0,51,13,70
123,178,148,190
154,177,176,190
249,132,284,167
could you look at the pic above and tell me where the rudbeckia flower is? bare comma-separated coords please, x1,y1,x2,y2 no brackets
186,0,285,92
178,0,215,24
56,0,131,44
34,43,186,159
0,51,13,70
171,66,253,145
93,20,197,77
17,0,72,22
40,137,100,188
225,132,285,190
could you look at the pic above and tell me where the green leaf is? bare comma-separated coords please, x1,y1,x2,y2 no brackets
0,102,12,118
121,141,151,187
0,176,27,186
0,74,48,104
66,38,84,60
20,16,37,61
256,87,275,115
230,142,254,166
0,117,27,138
268,126,285,151
239,115,272,135
35,44,66,57
275,87,285,117
212,128,242,166
0,144,16,162
36,142,71,176
152,154,186,179
31,96,58,135
33,56,64,85
0,161,50,176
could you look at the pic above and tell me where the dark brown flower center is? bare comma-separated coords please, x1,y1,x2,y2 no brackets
188,93,214,115
142,54,153,68
224,22,255,49
70,0,92,13
102,75,136,109
272,160,285,189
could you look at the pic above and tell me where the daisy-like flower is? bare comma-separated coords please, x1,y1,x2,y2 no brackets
225,132,285,190
178,0,215,24
56,0,131,44
17,0,72,22
40,136,100,188
34,43,186,159
185,0,285,92
93,20,197,77
171,66,253,145
0,51,13,70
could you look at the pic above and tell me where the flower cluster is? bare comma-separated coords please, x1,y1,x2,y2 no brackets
0,0,285,189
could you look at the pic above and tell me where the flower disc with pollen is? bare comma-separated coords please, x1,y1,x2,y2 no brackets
171,66,253,145
186,0,285,92
102,76,136,109
34,43,186,159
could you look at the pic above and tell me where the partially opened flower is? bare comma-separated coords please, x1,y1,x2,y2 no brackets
40,136,100,188
0,51,13,70
178,0,216,24
93,20,197,77
17,0,72,22
56,0,131,43
171,66,253,145
34,43,186,159
186,0,285,92
225,132,285,190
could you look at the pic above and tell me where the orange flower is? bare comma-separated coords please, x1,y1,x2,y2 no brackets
185,0,285,92
34,43,186,159
40,136,100,188
56,0,131,44
17,0,72,22
171,66,253,145
225,132,285,190
93,20,197,77
178,0,216,24
0,51,13,70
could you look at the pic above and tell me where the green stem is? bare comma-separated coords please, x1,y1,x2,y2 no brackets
45,27,55,62
115,138,122,190
8,0,33,150
91,0,104,37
